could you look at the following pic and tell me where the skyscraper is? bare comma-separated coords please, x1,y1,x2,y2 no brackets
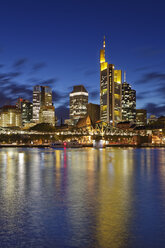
41,86,52,107
22,100,33,125
100,37,122,126
122,72,136,122
33,85,54,124
33,85,41,122
70,85,88,124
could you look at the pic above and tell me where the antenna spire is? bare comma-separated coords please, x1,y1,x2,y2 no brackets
124,71,126,82
103,36,105,48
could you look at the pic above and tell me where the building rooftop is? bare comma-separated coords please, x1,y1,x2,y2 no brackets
71,85,88,93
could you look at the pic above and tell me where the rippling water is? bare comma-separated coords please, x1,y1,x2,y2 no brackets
0,147,165,248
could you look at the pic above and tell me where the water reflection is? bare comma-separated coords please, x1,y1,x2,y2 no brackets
0,148,165,247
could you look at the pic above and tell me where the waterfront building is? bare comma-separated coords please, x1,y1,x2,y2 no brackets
0,105,22,127
136,109,147,126
76,115,92,129
87,103,100,124
100,37,122,126
70,85,88,124
22,100,33,125
39,106,55,125
122,72,136,122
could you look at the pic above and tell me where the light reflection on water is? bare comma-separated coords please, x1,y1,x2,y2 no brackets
0,148,165,247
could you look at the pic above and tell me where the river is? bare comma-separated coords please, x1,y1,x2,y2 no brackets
0,147,165,248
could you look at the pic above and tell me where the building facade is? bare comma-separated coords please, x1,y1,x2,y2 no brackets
100,38,122,126
33,85,54,123
22,100,33,125
41,86,52,107
39,106,55,125
0,106,22,127
148,115,157,124
33,85,41,122
87,103,100,124
70,85,88,124
122,76,136,123
136,109,147,126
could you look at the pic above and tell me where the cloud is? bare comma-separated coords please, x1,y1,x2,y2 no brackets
136,71,165,84
9,84,32,99
156,84,165,93
0,72,21,87
13,58,27,68
144,103,165,116
32,62,46,72
52,90,69,104
27,77,59,89
136,90,153,100
41,78,58,87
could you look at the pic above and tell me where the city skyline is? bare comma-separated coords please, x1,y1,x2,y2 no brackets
0,0,165,119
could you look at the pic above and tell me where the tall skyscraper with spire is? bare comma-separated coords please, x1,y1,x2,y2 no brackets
100,37,122,126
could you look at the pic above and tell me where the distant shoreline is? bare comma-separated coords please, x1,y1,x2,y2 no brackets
0,144,165,148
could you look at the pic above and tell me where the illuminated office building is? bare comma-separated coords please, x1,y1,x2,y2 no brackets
70,85,88,124
39,106,55,125
22,100,33,125
0,105,22,127
33,85,53,123
100,37,122,126
122,72,136,122
33,85,41,122
136,109,147,126
41,86,52,107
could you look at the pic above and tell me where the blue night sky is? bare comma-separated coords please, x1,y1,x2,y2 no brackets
0,0,165,119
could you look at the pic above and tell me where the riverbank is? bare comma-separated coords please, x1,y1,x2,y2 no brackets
0,143,165,148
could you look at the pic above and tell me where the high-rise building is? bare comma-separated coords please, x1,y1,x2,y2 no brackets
100,37,122,126
33,85,41,122
87,103,100,124
33,85,54,123
0,106,22,127
22,100,33,125
136,109,147,126
122,72,136,122
41,86,52,107
39,106,55,125
70,85,88,124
